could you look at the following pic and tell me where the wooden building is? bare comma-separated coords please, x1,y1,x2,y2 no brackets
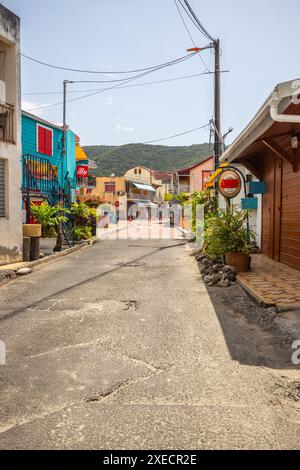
221,79,300,271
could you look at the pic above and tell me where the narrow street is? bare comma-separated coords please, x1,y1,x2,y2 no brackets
0,235,299,450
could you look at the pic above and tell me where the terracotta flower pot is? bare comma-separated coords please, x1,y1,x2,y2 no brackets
225,253,251,273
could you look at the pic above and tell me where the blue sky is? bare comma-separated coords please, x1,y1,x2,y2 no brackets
4,0,300,147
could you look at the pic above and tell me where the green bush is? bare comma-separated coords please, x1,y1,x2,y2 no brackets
204,208,253,259
30,202,69,238
180,190,218,233
73,225,92,241
70,203,90,225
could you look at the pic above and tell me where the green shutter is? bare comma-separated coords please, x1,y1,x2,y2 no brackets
0,159,5,217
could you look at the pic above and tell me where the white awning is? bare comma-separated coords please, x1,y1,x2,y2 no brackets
132,182,156,192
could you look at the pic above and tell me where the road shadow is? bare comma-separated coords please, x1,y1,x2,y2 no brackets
201,270,300,371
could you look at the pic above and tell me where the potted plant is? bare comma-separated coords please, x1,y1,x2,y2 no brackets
30,202,69,255
204,208,253,272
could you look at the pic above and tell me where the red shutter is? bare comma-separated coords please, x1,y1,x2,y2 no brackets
37,125,53,156
44,128,53,156
37,126,45,154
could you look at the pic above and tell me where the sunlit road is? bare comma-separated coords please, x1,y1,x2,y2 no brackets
0,228,299,449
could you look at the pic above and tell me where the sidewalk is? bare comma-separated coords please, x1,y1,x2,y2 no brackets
0,239,96,277
238,254,300,310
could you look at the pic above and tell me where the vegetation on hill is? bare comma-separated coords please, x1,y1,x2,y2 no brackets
83,143,212,176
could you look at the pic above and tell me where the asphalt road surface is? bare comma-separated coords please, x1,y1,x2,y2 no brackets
0,236,299,449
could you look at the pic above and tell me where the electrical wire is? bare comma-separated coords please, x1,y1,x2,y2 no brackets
141,123,210,145
23,70,227,96
173,0,211,73
180,0,214,43
24,52,199,112
21,51,197,75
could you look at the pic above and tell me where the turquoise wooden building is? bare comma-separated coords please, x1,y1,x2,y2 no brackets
21,111,77,220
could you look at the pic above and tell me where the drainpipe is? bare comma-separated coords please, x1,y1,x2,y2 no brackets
270,91,300,123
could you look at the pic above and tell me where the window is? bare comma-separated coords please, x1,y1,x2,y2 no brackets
0,159,5,217
134,169,137,175
105,182,116,193
37,125,53,157
139,169,142,175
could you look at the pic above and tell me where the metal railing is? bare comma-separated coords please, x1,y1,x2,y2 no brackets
127,192,152,201
0,102,14,144
22,154,60,201
178,185,191,194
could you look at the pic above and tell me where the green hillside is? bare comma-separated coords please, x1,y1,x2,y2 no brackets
83,143,212,176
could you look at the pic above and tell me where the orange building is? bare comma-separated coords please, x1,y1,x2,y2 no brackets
90,176,126,205
176,157,214,194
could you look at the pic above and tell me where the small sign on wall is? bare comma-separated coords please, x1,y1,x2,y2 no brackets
241,197,258,210
218,170,242,199
76,165,89,178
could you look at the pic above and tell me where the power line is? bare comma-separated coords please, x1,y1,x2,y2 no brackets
21,51,197,75
181,0,215,42
24,53,199,112
173,0,210,73
142,123,210,145
23,70,227,96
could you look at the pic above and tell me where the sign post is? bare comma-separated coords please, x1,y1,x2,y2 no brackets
218,169,242,211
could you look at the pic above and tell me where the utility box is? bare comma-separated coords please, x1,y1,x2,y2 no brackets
241,197,258,210
248,181,266,194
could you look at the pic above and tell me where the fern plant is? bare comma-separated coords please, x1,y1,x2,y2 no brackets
30,202,70,238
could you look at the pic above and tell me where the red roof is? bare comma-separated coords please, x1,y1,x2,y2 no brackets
151,170,172,181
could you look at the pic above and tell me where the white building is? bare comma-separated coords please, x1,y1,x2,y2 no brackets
0,6,22,264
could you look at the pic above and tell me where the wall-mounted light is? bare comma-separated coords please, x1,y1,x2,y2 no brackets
291,135,299,150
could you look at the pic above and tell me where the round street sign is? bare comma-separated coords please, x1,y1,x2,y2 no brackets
218,170,242,199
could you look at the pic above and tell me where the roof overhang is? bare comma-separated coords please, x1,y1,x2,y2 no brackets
221,78,300,165
22,110,66,131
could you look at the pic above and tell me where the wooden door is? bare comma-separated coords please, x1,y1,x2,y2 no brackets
261,155,282,260
280,149,300,270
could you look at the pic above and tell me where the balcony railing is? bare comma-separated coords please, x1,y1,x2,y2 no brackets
127,192,151,201
0,102,14,144
177,185,190,194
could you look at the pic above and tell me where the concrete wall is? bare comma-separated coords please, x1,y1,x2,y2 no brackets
0,6,22,264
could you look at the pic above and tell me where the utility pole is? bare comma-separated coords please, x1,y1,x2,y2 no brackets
214,38,221,171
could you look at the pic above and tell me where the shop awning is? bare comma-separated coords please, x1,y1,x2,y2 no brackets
132,182,156,192
76,144,89,162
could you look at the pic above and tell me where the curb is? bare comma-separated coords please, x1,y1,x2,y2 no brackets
0,237,98,285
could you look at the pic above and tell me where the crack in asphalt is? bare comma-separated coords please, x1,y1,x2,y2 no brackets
85,369,164,404
0,366,164,436
0,242,185,324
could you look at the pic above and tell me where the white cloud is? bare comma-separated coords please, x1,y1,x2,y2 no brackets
116,124,135,132
21,100,51,117
106,97,113,105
